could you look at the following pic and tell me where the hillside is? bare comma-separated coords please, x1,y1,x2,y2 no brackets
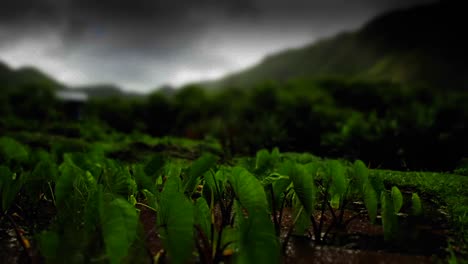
205,1,467,90
0,63,64,90
0,61,140,99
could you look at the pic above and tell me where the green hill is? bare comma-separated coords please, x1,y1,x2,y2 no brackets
0,63,64,90
0,61,141,99
206,1,467,90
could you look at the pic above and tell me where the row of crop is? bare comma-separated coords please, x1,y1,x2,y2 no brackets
1,137,425,263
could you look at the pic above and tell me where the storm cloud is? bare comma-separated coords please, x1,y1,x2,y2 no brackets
0,0,436,92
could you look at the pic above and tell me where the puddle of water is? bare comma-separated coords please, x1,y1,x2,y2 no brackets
285,238,435,264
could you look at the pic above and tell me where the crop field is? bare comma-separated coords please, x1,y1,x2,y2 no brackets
0,132,467,263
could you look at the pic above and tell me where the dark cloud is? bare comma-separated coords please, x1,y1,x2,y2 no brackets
0,0,437,92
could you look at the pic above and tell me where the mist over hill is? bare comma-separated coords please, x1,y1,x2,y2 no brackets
0,61,142,99
203,1,467,90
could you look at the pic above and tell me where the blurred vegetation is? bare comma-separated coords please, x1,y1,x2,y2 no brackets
1,74,467,172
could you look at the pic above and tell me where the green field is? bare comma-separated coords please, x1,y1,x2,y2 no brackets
0,132,467,263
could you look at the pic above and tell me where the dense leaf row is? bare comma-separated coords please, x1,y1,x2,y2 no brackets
0,137,431,263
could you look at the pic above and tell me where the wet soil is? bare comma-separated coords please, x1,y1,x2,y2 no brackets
281,195,451,263
136,203,164,258
0,189,454,264
135,197,451,264
0,198,55,264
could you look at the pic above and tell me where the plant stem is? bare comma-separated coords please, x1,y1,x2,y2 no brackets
310,216,321,243
282,206,304,256
269,185,280,236
48,182,56,206
278,189,290,231
135,202,157,212
318,184,330,240
327,201,338,223
194,224,213,264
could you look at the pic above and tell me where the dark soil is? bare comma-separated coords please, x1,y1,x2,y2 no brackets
136,204,164,258
281,196,451,263
0,198,55,264
0,189,453,264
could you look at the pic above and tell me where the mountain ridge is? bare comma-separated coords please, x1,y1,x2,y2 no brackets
202,0,467,90
0,61,142,99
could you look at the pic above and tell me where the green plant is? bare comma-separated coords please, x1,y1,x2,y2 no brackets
296,159,377,243
412,192,423,216
228,167,280,263
158,175,195,264
37,153,141,263
380,186,423,241
381,190,398,241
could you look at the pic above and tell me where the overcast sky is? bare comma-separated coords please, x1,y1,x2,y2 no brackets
0,0,435,92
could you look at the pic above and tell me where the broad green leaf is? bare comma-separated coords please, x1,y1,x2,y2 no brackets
184,153,217,195
56,162,82,207
292,197,311,235
166,162,182,179
271,147,281,165
202,168,226,217
194,197,211,241
163,172,183,193
66,152,101,173
101,160,137,196
329,160,347,196
271,177,292,209
37,231,60,262
132,164,157,195
220,226,237,252
0,165,22,212
101,198,138,264
286,162,315,216
303,162,319,178
22,159,58,202
381,192,398,241
330,193,341,209
391,186,403,213
363,182,377,223
31,158,58,182
228,167,269,213
203,170,218,202
353,160,368,187
255,149,271,171
144,154,166,178
229,167,279,263
83,184,103,234
235,201,279,264
412,193,423,216
158,176,194,264
0,137,28,163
